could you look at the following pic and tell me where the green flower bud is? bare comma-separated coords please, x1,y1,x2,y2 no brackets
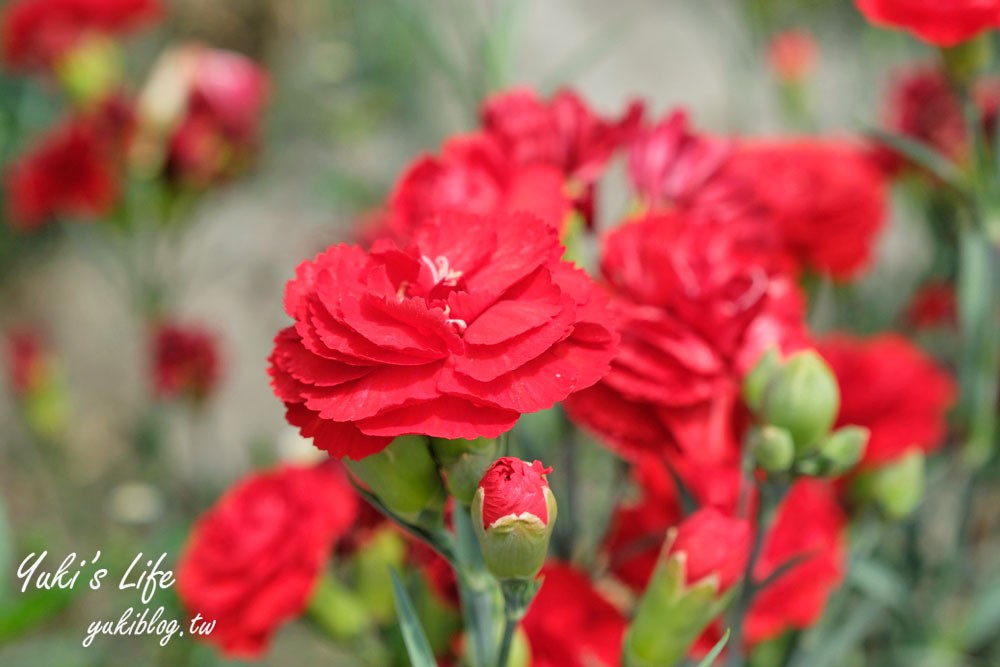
872,451,925,519
743,346,782,413
55,36,123,106
815,426,870,477
430,437,502,505
760,350,840,453
345,435,446,523
471,458,556,580
748,425,796,472
624,510,749,667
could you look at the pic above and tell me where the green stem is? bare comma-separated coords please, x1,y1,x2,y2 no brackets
957,221,999,468
454,505,501,667
726,478,789,667
496,578,539,667
496,614,516,667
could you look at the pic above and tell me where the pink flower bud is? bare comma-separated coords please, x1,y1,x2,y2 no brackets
472,457,557,580
478,457,553,529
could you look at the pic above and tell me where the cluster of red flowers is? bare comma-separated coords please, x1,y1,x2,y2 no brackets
176,1,979,663
1,0,269,230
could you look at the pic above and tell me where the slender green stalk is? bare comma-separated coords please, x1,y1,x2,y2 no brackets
726,479,790,667
496,614,516,667
454,505,501,667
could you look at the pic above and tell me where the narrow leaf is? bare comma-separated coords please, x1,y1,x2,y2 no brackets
694,628,730,667
389,568,437,667
866,127,965,187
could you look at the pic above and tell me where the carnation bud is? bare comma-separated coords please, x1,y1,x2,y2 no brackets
869,450,925,519
624,509,751,667
748,425,796,473
346,435,446,524
430,437,502,505
760,350,840,454
743,347,781,413
471,457,556,580
814,426,870,477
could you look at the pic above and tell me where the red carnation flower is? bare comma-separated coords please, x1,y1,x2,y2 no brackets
767,30,818,83
5,113,122,230
906,280,957,329
477,457,552,529
2,0,161,70
627,110,735,213
481,87,641,183
481,87,642,227
177,462,358,657
521,563,626,667
668,507,751,591
879,66,966,173
564,212,806,462
269,211,618,460
152,323,221,403
874,66,1000,175
817,333,957,469
389,132,570,240
729,139,888,280
746,479,846,643
854,0,1000,47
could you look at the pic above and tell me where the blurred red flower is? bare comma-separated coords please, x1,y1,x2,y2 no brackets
152,323,221,403
4,112,122,230
390,133,570,238
627,110,734,213
668,507,751,591
564,212,806,462
1,0,160,70
177,462,358,657
481,87,642,226
878,66,966,174
906,280,957,329
854,0,1000,47
767,30,818,83
746,479,846,643
818,333,957,468
269,211,617,460
521,563,626,667
729,140,888,280
875,66,1000,175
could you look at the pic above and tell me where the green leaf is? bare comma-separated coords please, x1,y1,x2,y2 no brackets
389,568,437,667
0,586,77,644
848,558,908,613
866,127,965,187
695,629,730,667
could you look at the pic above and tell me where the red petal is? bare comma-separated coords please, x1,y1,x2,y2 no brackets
285,403,391,460
303,361,444,422
356,395,519,440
